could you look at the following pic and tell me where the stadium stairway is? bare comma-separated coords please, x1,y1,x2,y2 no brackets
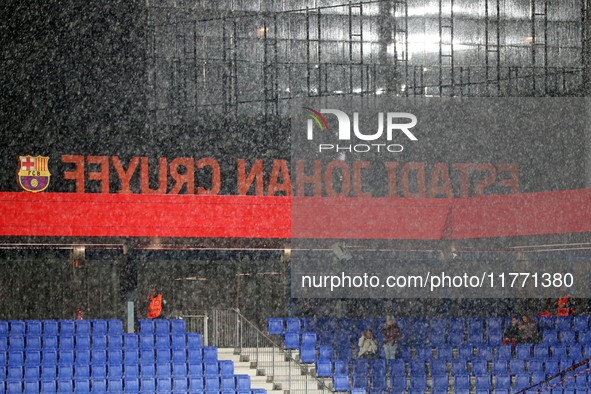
220,347,328,394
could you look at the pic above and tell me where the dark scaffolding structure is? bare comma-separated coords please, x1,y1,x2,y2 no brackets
145,0,587,125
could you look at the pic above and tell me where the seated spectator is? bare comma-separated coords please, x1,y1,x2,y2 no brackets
503,316,520,345
518,315,538,343
357,330,378,359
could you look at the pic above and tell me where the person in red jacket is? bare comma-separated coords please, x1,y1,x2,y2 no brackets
557,292,574,316
146,287,166,319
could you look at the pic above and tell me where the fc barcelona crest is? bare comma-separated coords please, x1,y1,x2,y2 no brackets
17,155,51,192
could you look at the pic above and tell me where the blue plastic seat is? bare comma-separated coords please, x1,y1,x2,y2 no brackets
141,348,155,362
0,336,7,351
389,359,405,377
154,334,170,349
370,374,387,389
318,318,336,332
414,346,432,360
510,359,525,373
187,362,203,376
107,378,123,392
92,320,108,335
108,364,123,378
108,335,123,349
471,360,488,375
91,378,107,392
203,361,218,376
551,345,567,359
514,374,531,390
124,364,139,378
41,350,57,365
124,349,139,364
578,331,591,345
351,377,369,391
351,359,368,375
219,360,233,376
188,376,203,391
409,360,426,376
156,348,171,362
187,333,202,348
108,349,123,364
333,375,349,391
220,375,235,390
431,373,449,390
355,318,372,333
267,318,283,335
496,344,512,360
170,320,185,334
450,360,466,375
58,364,74,379
107,320,123,334
573,316,590,332
23,380,40,393
430,360,446,375
477,345,493,360
172,348,186,362
139,334,154,349
43,335,58,350
487,330,502,346
75,335,90,350
8,350,24,365
0,321,9,335
317,332,333,346
9,335,25,350
543,330,560,345
390,375,407,391
492,360,507,374
475,374,492,390
59,349,74,364
123,334,138,349
59,335,74,350
561,331,576,346
76,321,91,335
25,364,40,379
436,345,453,360
171,334,186,349
205,376,220,390
124,377,139,392
337,318,354,332
316,360,332,377
138,320,154,334
468,330,484,345
140,377,156,391
172,376,188,392
140,363,155,377
333,360,348,375
42,321,58,336
285,318,301,333
74,378,90,392
171,362,187,377
6,381,22,393
155,320,170,333
27,321,43,336
556,316,573,331
8,365,23,379
75,349,91,365
156,362,171,377
10,320,26,335
59,320,75,335
301,332,317,347
528,359,543,373
92,349,107,364
448,330,465,346
429,329,446,345
187,347,203,362
203,346,217,362
539,316,555,331
454,374,470,390
534,344,549,359
235,375,250,390
495,374,511,390
516,344,532,359
91,364,107,379
457,345,474,359
25,350,41,365
40,380,57,392
300,346,316,363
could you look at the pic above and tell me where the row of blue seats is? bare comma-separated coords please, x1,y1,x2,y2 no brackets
0,332,203,351
2,377,260,393
282,329,591,349
334,371,590,391
315,358,587,378
297,343,591,363
0,319,187,336
342,388,591,394
0,347,216,365
1,361,241,379
268,316,591,335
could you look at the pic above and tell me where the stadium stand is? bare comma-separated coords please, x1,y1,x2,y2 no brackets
0,319,266,394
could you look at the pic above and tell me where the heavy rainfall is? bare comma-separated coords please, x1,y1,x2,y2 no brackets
1,0,591,393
